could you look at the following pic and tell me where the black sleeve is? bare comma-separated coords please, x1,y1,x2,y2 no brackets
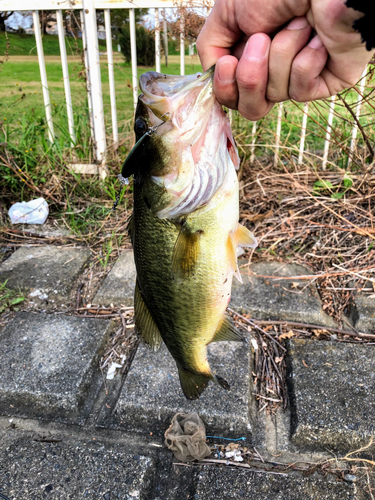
345,0,375,51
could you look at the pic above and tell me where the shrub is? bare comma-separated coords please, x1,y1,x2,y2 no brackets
119,24,155,67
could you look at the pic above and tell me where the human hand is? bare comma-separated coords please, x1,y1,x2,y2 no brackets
197,0,373,120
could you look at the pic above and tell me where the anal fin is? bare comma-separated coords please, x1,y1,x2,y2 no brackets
178,367,211,400
211,316,246,343
134,281,163,351
171,224,203,280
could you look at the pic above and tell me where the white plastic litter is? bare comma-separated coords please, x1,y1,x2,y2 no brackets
8,197,49,225
106,362,123,380
225,449,244,462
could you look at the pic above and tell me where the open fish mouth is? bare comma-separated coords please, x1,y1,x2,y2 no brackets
138,67,215,124
122,67,240,220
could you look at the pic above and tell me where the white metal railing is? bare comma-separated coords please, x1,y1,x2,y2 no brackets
3,0,371,177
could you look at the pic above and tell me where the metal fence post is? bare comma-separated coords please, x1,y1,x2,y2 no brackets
104,8,118,148
82,0,107,171
32,10,54,143
298,103,309,166
80,9,94,143
322,95,336,170
56,9,76,145
348,68,368,167
274,103,283,167
180,11,185,76
155,8,161,73
129,8,138,110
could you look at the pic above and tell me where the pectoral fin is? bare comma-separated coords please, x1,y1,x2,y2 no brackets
235,223,257,248
171,225,203,280
211,316,246,343
227,233,242,283
134,281,163,351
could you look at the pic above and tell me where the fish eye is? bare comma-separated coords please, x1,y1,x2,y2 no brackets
134,118,147,136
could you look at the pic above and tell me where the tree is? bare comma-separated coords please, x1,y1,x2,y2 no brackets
168,9,205,43
39,11,56,35
0,12,13,32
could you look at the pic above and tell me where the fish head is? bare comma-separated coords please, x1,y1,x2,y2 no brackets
122,67,239,219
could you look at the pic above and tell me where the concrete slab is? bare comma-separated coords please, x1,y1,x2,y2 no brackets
93,250,136,306
231,262,339,328
0,245,91,302
195,467,356,499
0,434,153,500
350,279,375,334
0,312,112,422
99,341,253,439
287,339,375,453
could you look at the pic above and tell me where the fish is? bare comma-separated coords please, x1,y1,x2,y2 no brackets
121,67,257,400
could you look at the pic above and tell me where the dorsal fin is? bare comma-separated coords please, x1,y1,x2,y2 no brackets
227,233,242,283
134,281,163,351
171,224,203,280
211,316,246,343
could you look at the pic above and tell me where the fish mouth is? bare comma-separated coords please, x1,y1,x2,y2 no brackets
139,67,215,124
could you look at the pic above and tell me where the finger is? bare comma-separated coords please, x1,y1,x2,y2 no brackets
197,0,241,71
289,35,330,101
267,16,312,102
214,56,239,110
235,33,274,121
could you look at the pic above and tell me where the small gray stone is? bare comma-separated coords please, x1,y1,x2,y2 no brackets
0,312,112,422
231,262,339,328
100,341,253,439
0,435,153,500
16,223,70,238
350,279,375,334
195,467,355,499
93,251,136,306
0,245,90,302
287,339,375,453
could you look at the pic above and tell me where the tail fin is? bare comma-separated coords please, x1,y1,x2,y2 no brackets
178,367,230,400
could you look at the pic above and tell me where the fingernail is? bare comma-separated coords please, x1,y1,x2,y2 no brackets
244,35,269,61
287,17,309,30
217,60,236,85
308,34,324,49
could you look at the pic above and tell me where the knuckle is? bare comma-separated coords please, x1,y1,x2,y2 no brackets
236,73,261,92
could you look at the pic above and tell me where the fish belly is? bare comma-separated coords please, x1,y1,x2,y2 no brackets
133,177,239,375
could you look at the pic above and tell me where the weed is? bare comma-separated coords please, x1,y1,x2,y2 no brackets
0,280,26,314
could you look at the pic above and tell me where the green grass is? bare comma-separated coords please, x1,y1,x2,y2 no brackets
0,31,192,57
0,280,26,313
0,31,110,56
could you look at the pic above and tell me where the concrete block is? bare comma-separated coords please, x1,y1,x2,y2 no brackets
287,339,375,453
0,312,112,422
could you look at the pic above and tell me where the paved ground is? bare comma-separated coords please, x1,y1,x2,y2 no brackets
0,245,374,499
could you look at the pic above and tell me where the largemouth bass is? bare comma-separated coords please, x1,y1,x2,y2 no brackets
122,67,257,400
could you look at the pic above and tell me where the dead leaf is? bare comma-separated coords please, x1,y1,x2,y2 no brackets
279,330,295,341
291,282,300,289
275,356,284,364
